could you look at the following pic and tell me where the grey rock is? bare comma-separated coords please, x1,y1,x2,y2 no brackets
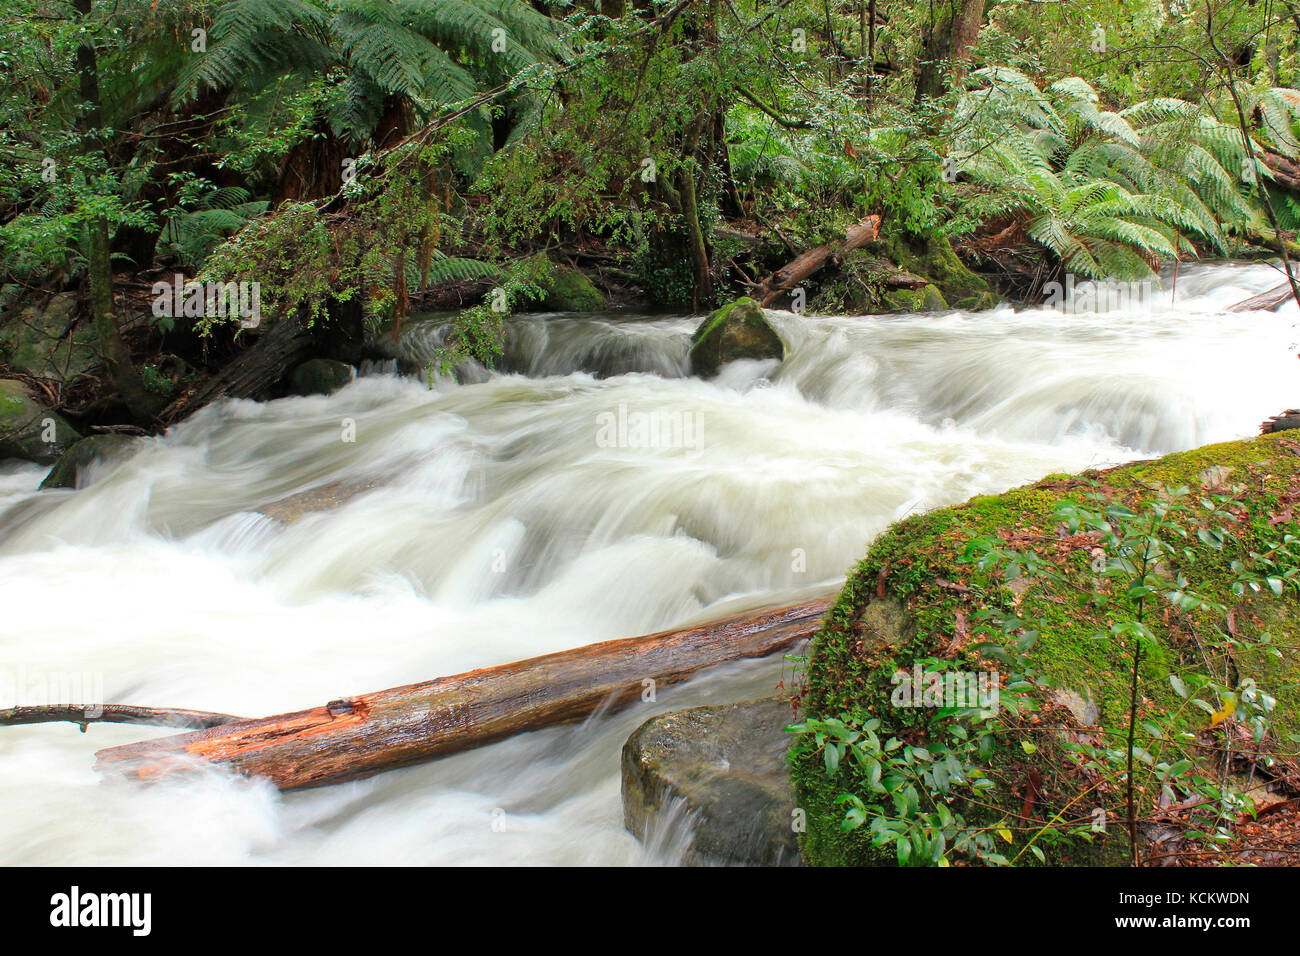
622,696,802,866
39,434,137,490
0,293,100,386
289,358,355,396
0,380,81,464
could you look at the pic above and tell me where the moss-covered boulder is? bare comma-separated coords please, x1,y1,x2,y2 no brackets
289,358,355,396
539,262,608,312
38,434,137,490
886,234,990,304
0,293,100,387
689,297,784,378
0,380,80,464
622,697,802,866
882,284,948,313
792,434,1300,866
810,239,995,315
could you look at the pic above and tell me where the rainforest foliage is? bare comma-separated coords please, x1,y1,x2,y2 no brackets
1,0,1299,410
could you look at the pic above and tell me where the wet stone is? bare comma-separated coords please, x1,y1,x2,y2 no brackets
621,696,802,866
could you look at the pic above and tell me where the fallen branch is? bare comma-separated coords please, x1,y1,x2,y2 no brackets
95,595,832,791
1262,150,1300,192
1,704,244,730
1261,409,1300,435
159,308,313,425
756,215,881,307
1228,280,1294,313
961,221,1022,252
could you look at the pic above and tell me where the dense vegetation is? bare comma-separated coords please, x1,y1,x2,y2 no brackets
3,0,1300,430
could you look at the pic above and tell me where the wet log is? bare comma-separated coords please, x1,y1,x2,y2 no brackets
1262,150,1300,192
94,596,833,791
160,309,312,424
1228,280,1295,313
756,215,881,306
0,704,244,730
1260,408,1300,435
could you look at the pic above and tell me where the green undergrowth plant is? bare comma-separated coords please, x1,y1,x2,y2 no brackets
790,437,1300,866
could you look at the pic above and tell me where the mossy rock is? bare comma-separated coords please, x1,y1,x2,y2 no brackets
809,239,992,316
39,434,136,490
289,358,355,396
539,263,608,312
792,434,1300,866
882,284,948,313
0,380,80,464
809,251,926,314
0,293,100,387
688,297,784,378
953,291,1000,311
883,235,990,305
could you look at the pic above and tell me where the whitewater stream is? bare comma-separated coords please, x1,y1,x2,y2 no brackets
1,261,1297,865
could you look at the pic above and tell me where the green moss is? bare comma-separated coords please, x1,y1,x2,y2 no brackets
883,234,990,303
883,284,948,313
0,380,81,464
792,434,1300,866
538,261,608,312
688,296,784,377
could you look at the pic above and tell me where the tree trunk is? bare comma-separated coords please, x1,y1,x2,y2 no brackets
949,0,986,86
94,596,832,791
75,0,155,420
1228,280,1295,312
158,308,314,423
915,0,985,100
1,704,243,731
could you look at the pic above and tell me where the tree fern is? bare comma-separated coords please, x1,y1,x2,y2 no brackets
956,68,1267,277
174,0,562,148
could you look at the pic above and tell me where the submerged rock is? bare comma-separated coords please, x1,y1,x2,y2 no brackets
688,297,784,378
39,434,136,490
0,380,80,464
258,477,385,524
621,696,801,866
289,358,355,396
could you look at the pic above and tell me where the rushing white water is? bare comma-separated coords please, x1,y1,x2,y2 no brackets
0,261,1296,865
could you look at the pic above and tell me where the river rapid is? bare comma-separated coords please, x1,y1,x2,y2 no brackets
0,261,1295,864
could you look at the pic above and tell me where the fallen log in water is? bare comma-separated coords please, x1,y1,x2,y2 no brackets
1227,280,1296,313
94,596,832,791
755,215,881,307
0,704,245,730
